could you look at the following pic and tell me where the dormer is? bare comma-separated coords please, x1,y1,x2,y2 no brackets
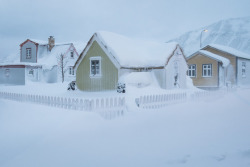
20,39,39,63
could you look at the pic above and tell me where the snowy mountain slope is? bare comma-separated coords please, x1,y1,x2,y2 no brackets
169,17,250,56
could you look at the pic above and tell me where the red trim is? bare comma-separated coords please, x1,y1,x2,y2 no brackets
20,39,39,47
0,65,25,68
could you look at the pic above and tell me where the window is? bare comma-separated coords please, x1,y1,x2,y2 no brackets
26,48,31,59
90,57,101,77
69,66,74,75
242,62,246,78
5,69,10,77
188,64,196,77
202,64,212,77
29,69,34,75
70,51,74,58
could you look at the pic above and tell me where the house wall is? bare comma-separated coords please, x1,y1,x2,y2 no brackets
63,46,78,82
204,47,237,85
165,47,187,89
237,58,250,86
43,65,58,83
25,66,41,82
76,41,118,91
188,54,219,87
152,69,166,89
0,66,25,85
21,41,37,63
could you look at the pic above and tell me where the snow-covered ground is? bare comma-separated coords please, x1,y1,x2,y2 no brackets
0,84,250,167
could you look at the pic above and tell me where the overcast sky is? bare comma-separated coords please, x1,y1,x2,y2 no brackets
0,0,250,58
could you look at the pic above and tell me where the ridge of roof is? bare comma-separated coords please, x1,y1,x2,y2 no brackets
205,44,250,59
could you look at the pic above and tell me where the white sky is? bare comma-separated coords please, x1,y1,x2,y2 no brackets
0,0,250,58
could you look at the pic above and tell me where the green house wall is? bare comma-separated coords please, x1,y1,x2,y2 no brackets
76,41,118,91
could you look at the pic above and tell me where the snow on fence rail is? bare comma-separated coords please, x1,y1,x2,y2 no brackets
135,89,230,109
0,92,126,111
135,92,187,109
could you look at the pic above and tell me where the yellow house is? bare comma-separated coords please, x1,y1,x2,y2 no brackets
187,44,250,89
74,31,188,92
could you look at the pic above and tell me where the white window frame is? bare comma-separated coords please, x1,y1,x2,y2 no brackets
242,62,246,78
5,69,10,77
89,57,102,78
69,66,74,76
188,64,196,77
202,64,212,77
26,48,31,59
70,51,74,59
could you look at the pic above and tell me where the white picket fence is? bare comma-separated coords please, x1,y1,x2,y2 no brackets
135,89,231,109
0,92,126,111
0,88,232,112
135,92,187,109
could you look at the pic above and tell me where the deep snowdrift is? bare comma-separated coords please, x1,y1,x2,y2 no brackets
0,88,250,167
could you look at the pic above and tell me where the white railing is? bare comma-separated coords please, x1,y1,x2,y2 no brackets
190,89,229,100
0,91,126,112
135,92,187,109
135,88,231,109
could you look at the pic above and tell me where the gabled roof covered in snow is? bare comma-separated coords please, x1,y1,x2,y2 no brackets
204,44,250,59
188,50,230,67
75,31,182,69
20,39,48,47
1,38,80,69
37,43,77,69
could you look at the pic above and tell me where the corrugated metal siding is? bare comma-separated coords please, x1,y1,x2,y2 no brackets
76,41,118,91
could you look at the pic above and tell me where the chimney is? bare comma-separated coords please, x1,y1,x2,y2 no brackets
48,36,55,51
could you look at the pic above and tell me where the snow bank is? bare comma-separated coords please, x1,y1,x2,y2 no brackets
119,72,154,87
0,89,250,167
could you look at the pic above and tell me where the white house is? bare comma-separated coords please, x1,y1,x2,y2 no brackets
0,36,81,85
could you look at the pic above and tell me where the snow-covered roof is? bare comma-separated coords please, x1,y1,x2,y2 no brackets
37,44,73,69
72,42,87,56
0,43,76,69
76,31,181,69
97,31,179,67
206,44,250,59
29,39,48,45
196,50,230,67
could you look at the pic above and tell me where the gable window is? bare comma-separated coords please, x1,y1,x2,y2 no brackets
202,64,212,77
242,62,246,78
29,69,34,75
69,66,74,75
26,48,31,59
90,57,101,77
70,51,74,58
5,69,10,77
188,64,196,77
